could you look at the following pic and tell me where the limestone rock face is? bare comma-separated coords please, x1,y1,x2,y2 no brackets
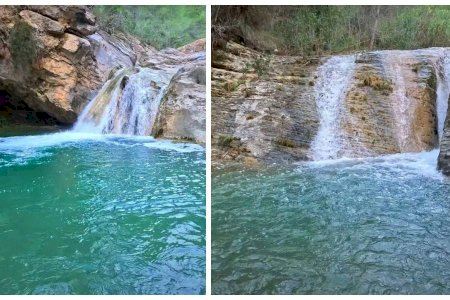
0,5,135,123
19,10,65,35
339,49,442,157
438,97,450,175
212,41,449,165
151,50,206,144
178,38,206,54
212,41,319,164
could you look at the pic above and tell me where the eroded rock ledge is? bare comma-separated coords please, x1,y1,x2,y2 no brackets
212,41,320,166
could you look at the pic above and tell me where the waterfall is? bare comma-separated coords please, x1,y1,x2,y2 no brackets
74,67,177,135
310,55,355,160
381,51,415,152
311,48,450,162
435,49,450,140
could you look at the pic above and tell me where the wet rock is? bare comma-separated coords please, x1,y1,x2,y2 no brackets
341,49,442,157
438,96,450,175
153,55,206,144
212,41,319,163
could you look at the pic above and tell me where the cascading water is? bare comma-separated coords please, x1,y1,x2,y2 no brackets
311,48,450,162
381,51,414,152
310,55,355,160
434,49,450,140
74,67,178,135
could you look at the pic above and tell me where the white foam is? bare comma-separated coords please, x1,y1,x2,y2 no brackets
0,131,106,151
302,150,443,180
143,140,204,153
0,132,203,157
310,55,356,160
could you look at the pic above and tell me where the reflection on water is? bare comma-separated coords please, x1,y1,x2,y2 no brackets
0,133,205,295
212,151,450,294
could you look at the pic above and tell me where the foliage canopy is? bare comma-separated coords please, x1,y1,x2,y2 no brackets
212,6,450,55
93,5,205,49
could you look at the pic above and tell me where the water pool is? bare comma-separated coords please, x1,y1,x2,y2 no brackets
212,151,450,294
0,132,205,294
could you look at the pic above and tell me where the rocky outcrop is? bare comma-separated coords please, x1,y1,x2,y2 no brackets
212,41,319,164
339,49,443,157
438,98,450,175
0,5,137,124
212,41,449,165
143,40,206,143
153,58,206,144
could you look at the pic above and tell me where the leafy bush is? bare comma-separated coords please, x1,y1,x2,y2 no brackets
217,135,237,148
9,21,40,72
213,6,450,56
93,6,205,49
243,55,272,77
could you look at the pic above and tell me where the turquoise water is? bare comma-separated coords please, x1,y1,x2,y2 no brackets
212,150,450,294
0,132,205,294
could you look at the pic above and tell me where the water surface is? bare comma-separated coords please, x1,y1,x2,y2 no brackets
212,151,450,294
0,132,205,294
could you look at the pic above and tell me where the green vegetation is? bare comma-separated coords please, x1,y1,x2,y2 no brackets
9,21,40,72
357,72,393,93
93,5,205,49
246,55,272,77
212,6,450,56
217,134,237,148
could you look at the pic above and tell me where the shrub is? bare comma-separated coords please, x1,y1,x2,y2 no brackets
217,134,237,148
213,6,450,56
250,55,271,77
357,72,393,92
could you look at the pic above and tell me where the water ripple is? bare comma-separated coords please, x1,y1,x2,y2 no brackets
0,135,205,294
213,151,450,294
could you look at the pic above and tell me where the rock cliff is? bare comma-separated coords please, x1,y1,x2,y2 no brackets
212,41,450,167
0,5,205,143
212,41,319,165
1,6,108,123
